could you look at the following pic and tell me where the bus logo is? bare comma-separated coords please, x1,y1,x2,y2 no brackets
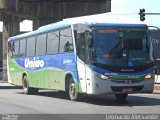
24,57,45,69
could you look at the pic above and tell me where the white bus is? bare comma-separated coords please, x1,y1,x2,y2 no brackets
8,17,155,101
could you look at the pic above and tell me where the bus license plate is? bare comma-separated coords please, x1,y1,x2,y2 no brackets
122,88,133,93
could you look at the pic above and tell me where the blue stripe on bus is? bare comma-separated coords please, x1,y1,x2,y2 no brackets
15,53,77,71
91,65,154,76
90,23,147,27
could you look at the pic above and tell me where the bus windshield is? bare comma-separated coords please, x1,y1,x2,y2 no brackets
91,26,153,67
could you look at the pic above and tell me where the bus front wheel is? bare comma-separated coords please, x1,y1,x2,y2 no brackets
69,78,79,101
115,93,128,101
23,76,38,95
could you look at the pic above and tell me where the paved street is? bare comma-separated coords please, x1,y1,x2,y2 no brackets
0,83,160,115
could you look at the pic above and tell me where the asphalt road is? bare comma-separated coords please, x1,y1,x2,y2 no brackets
0,83,160,120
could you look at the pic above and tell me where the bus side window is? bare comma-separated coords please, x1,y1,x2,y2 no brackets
76,33,86,61
47,30,59,54
13,40,20,58
59,27,73,53
36,34,47,56
26,37,36,57
73,24,90,62
8,42,13,58
19,39,26,57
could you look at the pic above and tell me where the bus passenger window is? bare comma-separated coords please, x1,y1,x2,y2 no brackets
26,37,36,57
8,42,13,58
19,39,26,57
59,27,73,53
13,40,19,58
36,34,47,56
47,31,59,54
76,33,86,61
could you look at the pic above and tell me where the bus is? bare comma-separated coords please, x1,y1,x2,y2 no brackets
149,29,160,83
7,17,155,101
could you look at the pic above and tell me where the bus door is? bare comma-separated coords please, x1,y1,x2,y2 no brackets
76,32,87,93
74,24,92,93
76,30,93,93
77,58,87,93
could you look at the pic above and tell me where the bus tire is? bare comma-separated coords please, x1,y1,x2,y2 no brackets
69,77,79,101
23,76,38,95
115,93,128,101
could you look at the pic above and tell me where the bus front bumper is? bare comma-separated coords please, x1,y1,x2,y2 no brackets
86,75,154,95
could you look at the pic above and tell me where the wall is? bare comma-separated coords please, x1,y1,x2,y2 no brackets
0,32,2,80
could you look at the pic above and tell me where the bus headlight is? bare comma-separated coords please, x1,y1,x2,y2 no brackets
94,71,109,80
100,74,109,80
145,74,152,79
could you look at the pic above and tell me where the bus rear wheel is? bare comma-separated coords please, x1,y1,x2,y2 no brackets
115,93,128,101
69,78,79,101
23,76,38,95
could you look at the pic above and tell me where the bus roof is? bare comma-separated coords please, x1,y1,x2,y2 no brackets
9,14,147,41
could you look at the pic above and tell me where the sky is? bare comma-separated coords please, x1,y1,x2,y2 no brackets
0,0,160,32
0,20,32,32
111,0,160,27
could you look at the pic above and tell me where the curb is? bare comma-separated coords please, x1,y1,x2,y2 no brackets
154,84,160,94
153,91,160,94
0,82,20,89
0,80,8,83
1,81,160,94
